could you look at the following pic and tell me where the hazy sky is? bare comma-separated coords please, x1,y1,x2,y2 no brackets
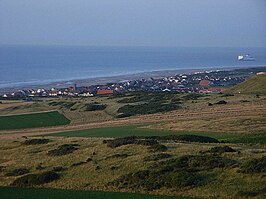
0,0,265,47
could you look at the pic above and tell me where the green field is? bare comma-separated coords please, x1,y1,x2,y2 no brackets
44,124,266,144
0,111,70,130
0,187,192,199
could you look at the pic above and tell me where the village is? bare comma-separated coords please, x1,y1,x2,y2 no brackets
1,67,264,99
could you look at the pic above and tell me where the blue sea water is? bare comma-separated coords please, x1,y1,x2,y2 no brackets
0,45,266,89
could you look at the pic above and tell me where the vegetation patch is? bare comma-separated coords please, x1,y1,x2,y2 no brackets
105,153,129,160
52,166,66,172
240,156,266,173
71,161,87,167
11,171,60,187
24,139,50,145
0,111,70,130
48,144,79,156
147,144,168,152
104,135,219,149
206,146,236,154
237,187,266,198
110,169,207,191
151,155,237,171
84,103,107,111
215,100,227,105
144,153,172,161
182,93,202,100
5,167,30,177
103,136,158,148
118,102,180,116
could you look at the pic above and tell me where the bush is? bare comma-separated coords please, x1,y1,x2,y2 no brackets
117,102,180,116
240,156,266,173
71,161,87,167
148,144,167,152
52,166,66,172
104,136,160,149
151,155,237,171
153,134,219,143
24,139,50,145
84,103,107,111
110,169,207,190
215,100,227,105
105,153,128,160
144,153,172,161
11,171,59,187
182,94,202,100
163,171,207,188
207,146,236,154
48,144,79,156
5,168,30,176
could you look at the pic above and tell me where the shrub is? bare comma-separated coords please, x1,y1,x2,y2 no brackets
24,139,50,145
148,144,167,152
215,100,227,105
110,169,207,190
207,146,236,154
163,171,207,188
105,153,128,160
5,168,30,176
104,136,137,148
71,161,87,167
11,171,59,187
154,134,219,143
48,144,79,156
144,153,172,161
237,188,266,198
84,103,106,111
151,155,237,171
240,156,266,173
52,166,66,172
117,102,180,116
182,94,202,100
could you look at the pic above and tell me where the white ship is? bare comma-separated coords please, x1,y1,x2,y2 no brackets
238,54,255,61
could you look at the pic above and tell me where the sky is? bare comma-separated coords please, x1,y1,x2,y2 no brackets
0,0,265,47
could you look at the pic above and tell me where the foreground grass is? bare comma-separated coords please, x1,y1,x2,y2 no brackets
0,111,70,130
0,137,265,199
0,187,190,199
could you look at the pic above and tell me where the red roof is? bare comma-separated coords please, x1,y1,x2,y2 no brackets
97,89,113,95
199,80,211,87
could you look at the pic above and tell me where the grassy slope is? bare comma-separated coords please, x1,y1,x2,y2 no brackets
0,187,190,199
0,111,70,130
228,74,266,95
43,125,266,144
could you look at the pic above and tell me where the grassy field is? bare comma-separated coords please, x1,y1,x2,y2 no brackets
0,111,70,130
42,124,266,144
0,187,190,199
228,74,266,95
0,137,265,199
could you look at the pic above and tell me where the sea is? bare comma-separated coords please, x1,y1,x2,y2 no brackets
0,45,266,89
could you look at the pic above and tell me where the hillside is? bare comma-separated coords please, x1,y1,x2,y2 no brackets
229,74,266,95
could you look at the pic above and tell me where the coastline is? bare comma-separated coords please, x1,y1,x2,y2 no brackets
1,65,265,93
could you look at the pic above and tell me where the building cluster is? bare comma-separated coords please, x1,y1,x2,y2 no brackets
1,69,252,99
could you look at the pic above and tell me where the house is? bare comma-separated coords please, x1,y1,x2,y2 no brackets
96,89,113,95
199,80,212,87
